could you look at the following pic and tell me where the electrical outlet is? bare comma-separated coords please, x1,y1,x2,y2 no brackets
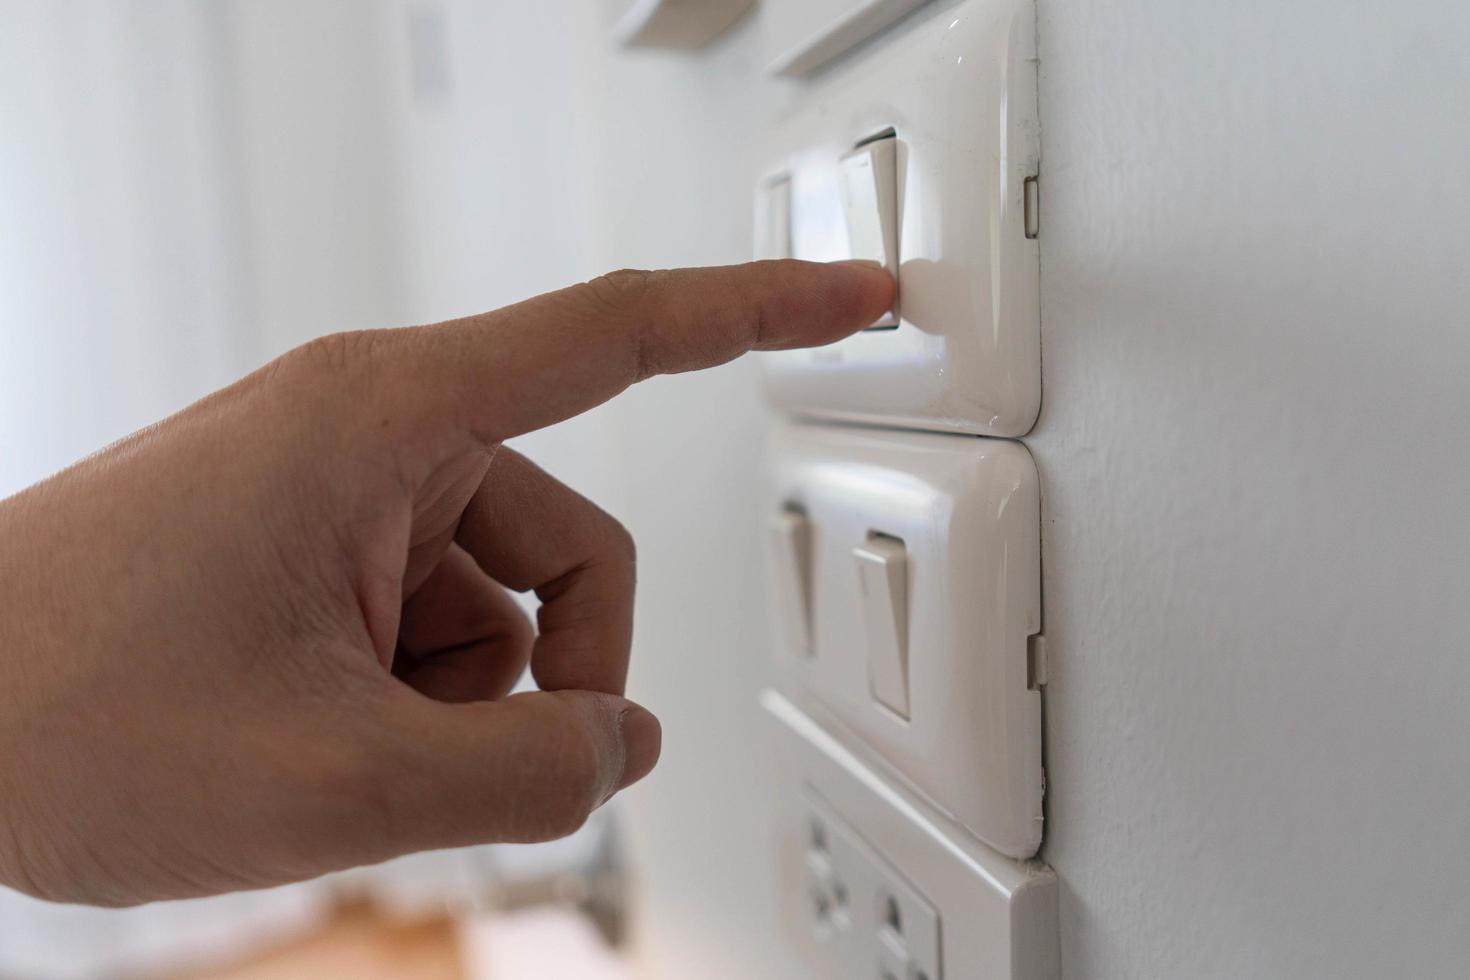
805,795,941,980
767,690,1060,980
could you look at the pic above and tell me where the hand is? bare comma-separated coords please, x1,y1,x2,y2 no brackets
0,260,893,906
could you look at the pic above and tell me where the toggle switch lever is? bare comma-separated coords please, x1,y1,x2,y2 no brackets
839,132,900,327
771,508,815,656
853,532,910,719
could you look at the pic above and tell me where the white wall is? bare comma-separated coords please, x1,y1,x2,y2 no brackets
1032,1,1470,976
554,7,810,978
557,1,1470,978
0,0,254,495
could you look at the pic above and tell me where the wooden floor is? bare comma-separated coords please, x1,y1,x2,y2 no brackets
166,903,628,980
171,904,465,980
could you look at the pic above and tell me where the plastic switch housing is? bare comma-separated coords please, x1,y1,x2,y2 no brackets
762,0,935,76
767,421,1044,858
758,0,1041,437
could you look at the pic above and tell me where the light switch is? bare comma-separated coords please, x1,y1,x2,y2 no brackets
854,534,909,718
759,0,1041,437
771,508,814,656
838,135,899,327
768,422,1043,859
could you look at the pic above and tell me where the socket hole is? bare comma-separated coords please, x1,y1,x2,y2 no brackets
884,894,903,935
832,879,849,910
809,820,828,854
912,971,930,980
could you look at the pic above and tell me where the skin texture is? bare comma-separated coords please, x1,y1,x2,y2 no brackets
0,260,894,907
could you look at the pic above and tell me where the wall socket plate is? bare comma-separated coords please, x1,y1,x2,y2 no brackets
766,691,1060,980
805,793,942,980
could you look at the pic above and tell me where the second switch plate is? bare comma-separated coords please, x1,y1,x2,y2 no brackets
768,421,1044,858
758,0,1040,437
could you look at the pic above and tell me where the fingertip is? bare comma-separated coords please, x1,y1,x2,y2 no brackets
831,258,896,294
614,704,662,794
753,259,894,350
830,259,897,325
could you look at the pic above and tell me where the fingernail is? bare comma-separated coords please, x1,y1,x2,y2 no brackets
614,705,662,794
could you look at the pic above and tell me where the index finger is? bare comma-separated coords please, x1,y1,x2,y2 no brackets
384,260,893,444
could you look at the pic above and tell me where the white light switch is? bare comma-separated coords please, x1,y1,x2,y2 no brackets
768,421,1043,859
839,136,899,327
758,0,1041,437
854,534,909,717
771,508,814,656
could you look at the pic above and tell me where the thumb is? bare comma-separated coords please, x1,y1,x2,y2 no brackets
373,689,662,850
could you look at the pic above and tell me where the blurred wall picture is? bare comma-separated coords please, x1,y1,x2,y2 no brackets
2,1,1468,979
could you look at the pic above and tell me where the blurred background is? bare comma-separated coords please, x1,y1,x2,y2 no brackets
1,1,776,976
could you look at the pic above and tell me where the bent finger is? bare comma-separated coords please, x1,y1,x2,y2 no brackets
454,447,635,696
373,688,661,849
395,544,533,703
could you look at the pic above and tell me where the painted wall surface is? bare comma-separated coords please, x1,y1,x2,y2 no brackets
1031,2,1470,976
563,1,1470,978
558,7,807,977
0,0,255,496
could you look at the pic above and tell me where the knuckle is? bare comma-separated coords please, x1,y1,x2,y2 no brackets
499,607,536,650
602,515,637,566
298,331,364,373
582,268,656,314
286,331,390,399
487,606,536,657
578,270,670,379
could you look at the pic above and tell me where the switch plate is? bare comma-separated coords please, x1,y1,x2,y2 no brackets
766,691,1060,980
768,421,1043,858
615,0,756,48
758,0,1041,437
761,0,935,76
